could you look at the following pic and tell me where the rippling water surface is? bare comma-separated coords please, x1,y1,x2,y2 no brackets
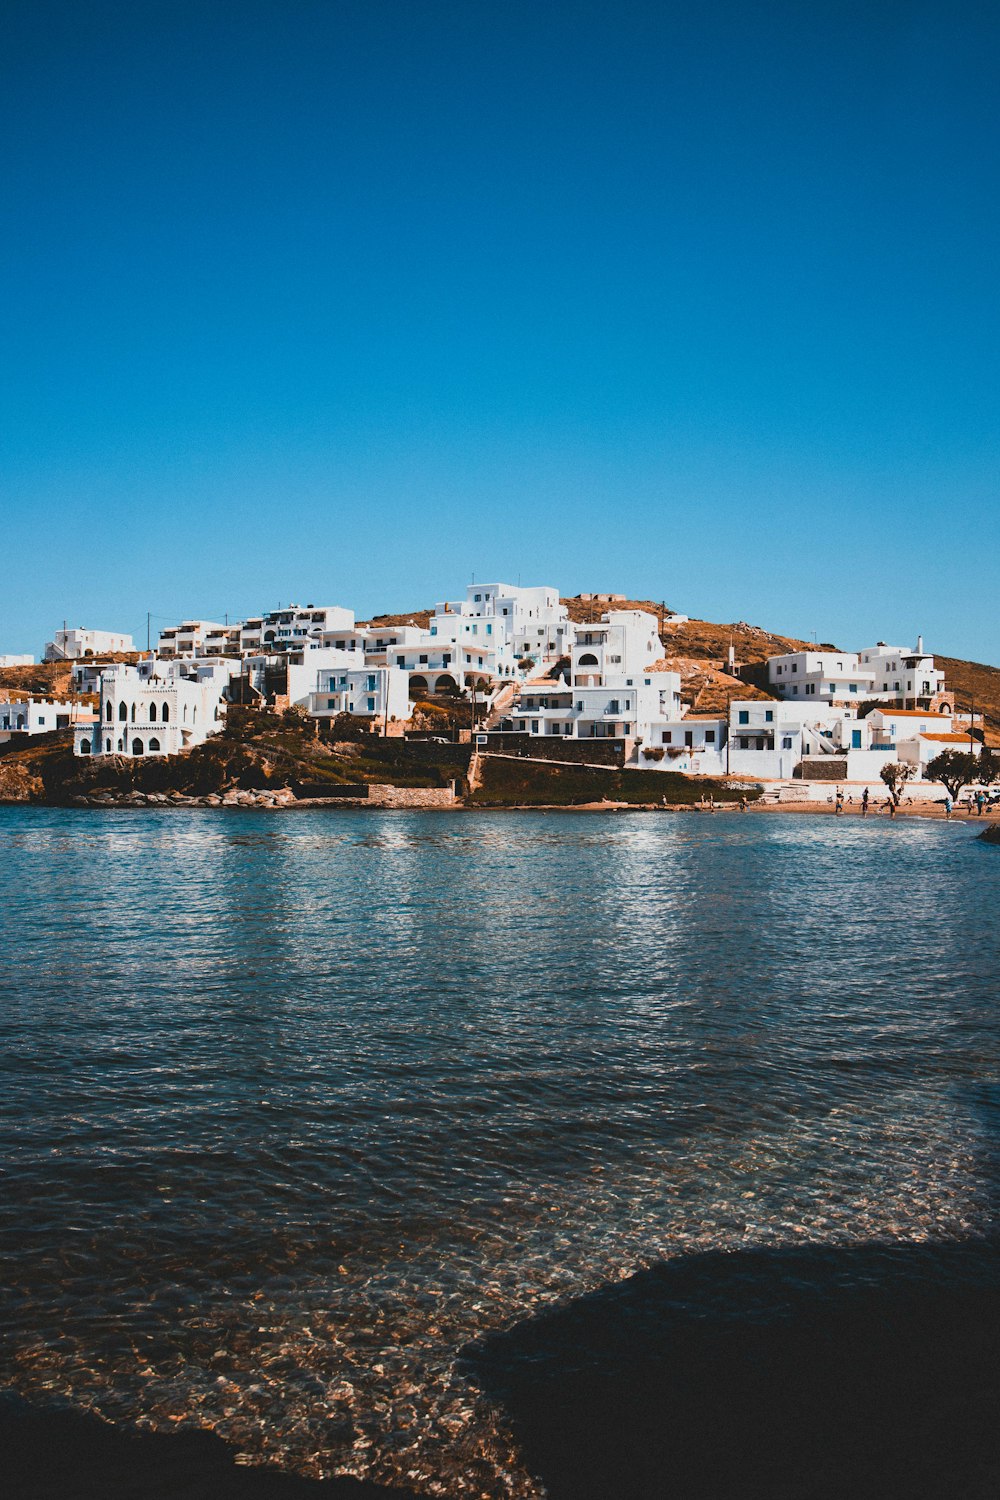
2,807,999,1494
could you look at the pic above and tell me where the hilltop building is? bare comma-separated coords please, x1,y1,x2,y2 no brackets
45,627,134,661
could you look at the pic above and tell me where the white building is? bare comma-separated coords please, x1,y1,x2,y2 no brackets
307,664,412,725
508,611,680,742
768,638,948,710
76,659,235,758
767,650,874,703
1,696,93,738
0,654,34,668
857,640,947,708
156,620,230,659
156,605,357,660
45,627,134,661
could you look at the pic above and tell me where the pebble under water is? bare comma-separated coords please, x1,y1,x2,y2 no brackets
1,806,998,1495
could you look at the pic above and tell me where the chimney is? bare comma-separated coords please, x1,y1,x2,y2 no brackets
916,633,924,653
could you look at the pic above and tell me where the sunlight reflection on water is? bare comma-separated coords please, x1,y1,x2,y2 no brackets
1,808,998,1495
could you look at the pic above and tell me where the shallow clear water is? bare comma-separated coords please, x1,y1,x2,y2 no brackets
1,807,998,1494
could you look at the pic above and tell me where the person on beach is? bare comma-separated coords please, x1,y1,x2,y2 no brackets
835,789,844,815
886,797,896,818
976,790,986,816
861,788,869,817
944,794,953,818
739,795,748,813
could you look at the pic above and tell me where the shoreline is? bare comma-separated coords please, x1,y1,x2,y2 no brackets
2,795,996,824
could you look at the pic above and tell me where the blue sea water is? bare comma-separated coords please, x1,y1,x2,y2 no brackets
1,807,998,1495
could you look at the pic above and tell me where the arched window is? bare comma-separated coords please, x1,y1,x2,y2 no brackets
130,703,136,721
131,737,143,756
578,653,599,666
80,739,91,755
16,714,25,729
106,701,113,720
117,737,124,752
183,703,188,721
162,702,169,723
118,701,127,721
149,702,157,722
105,738,112,753
192,705,198,723
148,737,160,752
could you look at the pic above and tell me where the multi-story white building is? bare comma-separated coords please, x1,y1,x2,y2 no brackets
157,605,356,660
768,638,948,710
76,659,235,758
307,664,411,725
767,650,874,703
156,620,230,659
857,640,947,708
507,611,680,741
45,627,134,661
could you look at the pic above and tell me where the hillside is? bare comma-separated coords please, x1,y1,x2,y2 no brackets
2,609,997,741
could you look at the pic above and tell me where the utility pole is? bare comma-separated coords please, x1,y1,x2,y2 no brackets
146,612,151,653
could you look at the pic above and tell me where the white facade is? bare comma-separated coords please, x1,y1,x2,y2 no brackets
156,620,230,659
307,665,412,724
506,612,678,742
571,611,664,686
857,641,947,706
769,639,947,709
157,605,357,660
768,650,874,703
1,697,92,737
0,654,34,667
76,660,235,758
45,627,134,661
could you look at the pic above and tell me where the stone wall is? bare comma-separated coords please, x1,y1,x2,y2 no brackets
799,757,849,781
478,733,626,767
366,784,457,808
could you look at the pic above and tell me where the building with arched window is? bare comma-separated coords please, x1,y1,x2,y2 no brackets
74,659,235,759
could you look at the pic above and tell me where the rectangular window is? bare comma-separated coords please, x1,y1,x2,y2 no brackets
764,710,774,722
684,730,693,747
662,731,672,743
783,736,793,749
738,710,749,725
849,683,858,693
609,699,620,713
705,730,715,744
419,655,428,664
851,729,862,748
792,663,798,673
367,697,376,712
367,675,377,691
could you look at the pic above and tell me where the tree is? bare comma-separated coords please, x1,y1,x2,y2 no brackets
925,749,978,801
880,761,915,806
976,747,1000,786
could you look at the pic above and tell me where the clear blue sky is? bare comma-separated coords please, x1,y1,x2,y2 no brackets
2,1,998,661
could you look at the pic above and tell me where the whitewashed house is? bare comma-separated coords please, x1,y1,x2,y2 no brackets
307,664,411,725
509,611,680,742
1,696,92,739
76,659,235,758
0,654,34,667
857,640,947,708
156,620,230,659
45,627,134,661
767,650,875,703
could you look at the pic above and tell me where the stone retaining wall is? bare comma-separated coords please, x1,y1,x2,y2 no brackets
366,784,457,808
